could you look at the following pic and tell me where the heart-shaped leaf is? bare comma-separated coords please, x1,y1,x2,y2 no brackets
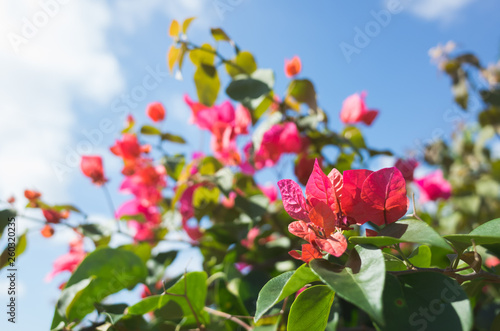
310,245,386,325
254,264,319,322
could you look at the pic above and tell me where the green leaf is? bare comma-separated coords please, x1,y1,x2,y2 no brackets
52,247,147,326
162,154,185,181
189,44,215,66
193,186,220,209
78,223,111,247
375,274,411,331
398,272,472,331
161,132,186,144
210,27,231,42
310,245,386,325
0,231,27,269
234,194,268,220
0,209,16,239
383,253,407,272
140,125,162,135
255,264,319,321
226,69,274,102
408,245,432,268
226,51,257,77
287,79,317,112
444,218,500,249
350,219,453,252
128,272,208,324
57,278,94,320
287,285,335,331
342,126,366,149
194,65,220,107
214,167,234,195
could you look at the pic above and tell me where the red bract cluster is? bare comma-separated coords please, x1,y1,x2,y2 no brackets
185,95,251,165
110,133,166,242
146,102,166,122
81,156,107,185
110,134,151,174
278,160,409,262
284,56,302,78
244,122,304,172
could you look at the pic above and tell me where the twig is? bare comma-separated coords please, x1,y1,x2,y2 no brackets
411,193,424,222
203,307,252,331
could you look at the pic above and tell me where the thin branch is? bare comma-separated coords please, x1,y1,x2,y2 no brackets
411,193,424,222
203,307,252,331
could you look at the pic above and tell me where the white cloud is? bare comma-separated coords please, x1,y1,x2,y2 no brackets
113,0,215,32
404,0,476,21
0,0,123,201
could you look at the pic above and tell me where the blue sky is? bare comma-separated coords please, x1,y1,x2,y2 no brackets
1,0,500,329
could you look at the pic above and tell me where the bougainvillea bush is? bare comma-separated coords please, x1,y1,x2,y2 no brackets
3,19,500,331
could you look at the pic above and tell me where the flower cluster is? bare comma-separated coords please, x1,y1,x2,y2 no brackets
185,95,251,166
279,160,409,262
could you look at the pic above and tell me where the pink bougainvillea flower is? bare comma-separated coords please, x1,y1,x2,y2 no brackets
279,160,409,262
284,56,302,78
45,238,86,282
259,184,278,203
119,163,166,207
81,155,107,185
340,92,379,126
251,122,303,170
146,102,166,122
485,256,500,268
116,199,161,242
414,170,452,203
234,104,252,135
241,227,260,249
221,191,237,208
7,196,15,204
395,158,419,182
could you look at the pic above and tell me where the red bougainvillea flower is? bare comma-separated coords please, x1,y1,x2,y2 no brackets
342,167,409,226
81,155,107,185
42,208,69,224
41,224,55,238
284,56,302,78
110,134,149,160
395,158,419,182
24,189,41,201
279,160,409,262
414,170,452,203
340,92,379,126
45,238,86,282
146,102,166,122
295,154,322,186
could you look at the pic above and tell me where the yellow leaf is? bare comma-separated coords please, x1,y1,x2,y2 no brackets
167,46,180,73
182,17,196,34
169,19,180,37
